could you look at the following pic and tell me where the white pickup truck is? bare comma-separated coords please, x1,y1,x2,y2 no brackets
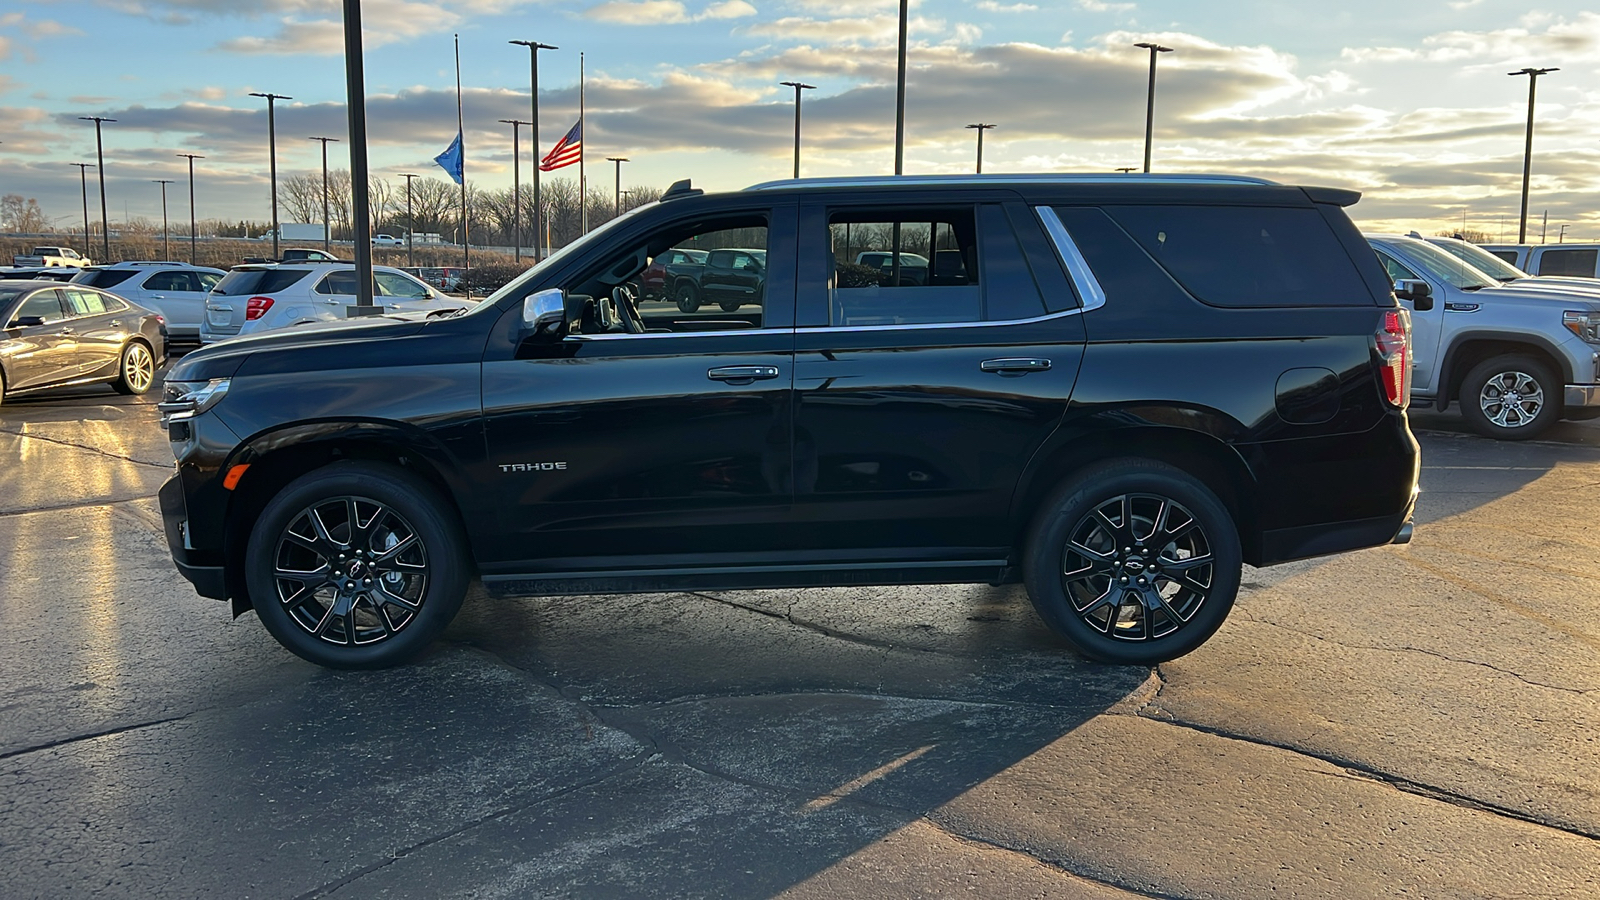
11,246,93,268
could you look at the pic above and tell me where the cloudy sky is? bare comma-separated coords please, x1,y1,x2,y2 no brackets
2,0,1598,240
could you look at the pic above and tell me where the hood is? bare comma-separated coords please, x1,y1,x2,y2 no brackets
1507,276,1600,296
169,314,431,383
1471,282,1600,306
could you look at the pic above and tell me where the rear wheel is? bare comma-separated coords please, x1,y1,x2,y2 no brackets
1023,460,1241,665
245,461,469,669
719,299,742,313
675,282,702,313
1459,354,1560,440
112,341,155,395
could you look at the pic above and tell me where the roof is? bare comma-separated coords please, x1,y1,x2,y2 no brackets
743,173,1280,192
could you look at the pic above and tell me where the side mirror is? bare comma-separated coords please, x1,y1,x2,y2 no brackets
521,288,567,338
1394,278,1434,311
8,316,44,328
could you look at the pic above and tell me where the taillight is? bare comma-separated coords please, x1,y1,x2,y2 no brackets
245,296,274,320
1376,308,1412,408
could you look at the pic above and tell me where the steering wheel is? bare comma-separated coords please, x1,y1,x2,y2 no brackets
611,285,645,334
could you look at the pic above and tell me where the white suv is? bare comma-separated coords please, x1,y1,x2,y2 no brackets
199,263,467,343
72,261,227,341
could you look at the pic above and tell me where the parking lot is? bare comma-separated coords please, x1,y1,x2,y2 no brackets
1,365,1598,899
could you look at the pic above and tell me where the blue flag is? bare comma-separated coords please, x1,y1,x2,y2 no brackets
434,131,463,185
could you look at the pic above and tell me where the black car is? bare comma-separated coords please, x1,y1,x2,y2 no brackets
1,280,167,404
158,174,1418,670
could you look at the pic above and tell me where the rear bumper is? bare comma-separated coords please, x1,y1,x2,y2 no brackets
159,474,228,601
1565,383,1600,409
1258,497,1416,566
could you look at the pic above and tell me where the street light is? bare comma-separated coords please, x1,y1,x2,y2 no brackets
510,39,558,260
70,163,94,248
499,119,532,261
606,157,629,218
249,92,293,260
965,123,995,174
308,136,339,252
893,0,908,175
1115,166,1137,173
78,116,115,259
152,180,175,260
779,81,816,179
177,153,204,264
1133,42,1174,174
1508,67,1558,244
399,173,419,268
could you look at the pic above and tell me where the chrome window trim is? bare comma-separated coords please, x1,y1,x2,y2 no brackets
1035,207,1106,312
563,306,1089,341
745,173,1279,191
568,327,775,341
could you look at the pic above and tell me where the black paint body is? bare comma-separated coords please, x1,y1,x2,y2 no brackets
158,179,1418,610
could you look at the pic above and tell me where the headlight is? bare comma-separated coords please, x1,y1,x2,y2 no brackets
158,378,230,421
1563,310,1600,344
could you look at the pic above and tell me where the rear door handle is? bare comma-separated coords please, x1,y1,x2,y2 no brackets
980,357,1051,374
708,365,780,384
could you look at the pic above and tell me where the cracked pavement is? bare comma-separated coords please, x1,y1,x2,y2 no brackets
2,383,1598,898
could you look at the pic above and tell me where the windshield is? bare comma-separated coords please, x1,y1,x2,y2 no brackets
469,201,661,313
1429,239,1528,281
1391,240,1499,290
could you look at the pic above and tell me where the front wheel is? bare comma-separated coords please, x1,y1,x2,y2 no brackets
675,282,702,313
1459,354,1560,440
245,461,469,669
1023,460,1242,665
112,341,155,395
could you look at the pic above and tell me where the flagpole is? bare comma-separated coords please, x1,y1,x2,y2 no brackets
579,51,587,235
455,33,469,283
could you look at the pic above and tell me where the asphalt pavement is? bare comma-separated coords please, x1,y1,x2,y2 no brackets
1,378,1597,899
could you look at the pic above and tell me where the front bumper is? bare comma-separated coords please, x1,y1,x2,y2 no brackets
1565,383,1600,408
158,473,228,601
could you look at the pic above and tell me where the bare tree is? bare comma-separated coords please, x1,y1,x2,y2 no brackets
2,194,49,233
277,174,322,225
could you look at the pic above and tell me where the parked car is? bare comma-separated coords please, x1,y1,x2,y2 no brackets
159,173,1418,671
854,250,930,286
1367,233,1600,438
198,263,467,343
0,280,166,405
670,248,766,312
0,266,79,282
11,246,92,268
72,261,226,342
1481,243,1600,279
640,247,707,302
1422,236,1600,293
373,234,404,247
402,266,466,292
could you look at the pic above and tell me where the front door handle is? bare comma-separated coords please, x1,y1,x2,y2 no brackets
708,365,780,384
980,357,1051,374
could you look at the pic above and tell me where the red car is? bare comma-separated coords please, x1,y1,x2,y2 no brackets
639,248,707,301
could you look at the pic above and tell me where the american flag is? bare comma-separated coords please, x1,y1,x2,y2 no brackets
539,120,582,171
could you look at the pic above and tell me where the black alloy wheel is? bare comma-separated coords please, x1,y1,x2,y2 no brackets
1024,460,1241,665
112,341,155,395
675,282,702,313
246,461,468,669
1459,354,1560,440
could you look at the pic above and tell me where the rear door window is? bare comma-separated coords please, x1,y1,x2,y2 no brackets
1537,249,1598,278
1102,205,1372,307
62,287,109,316
144,271,198,292
827,208,981,326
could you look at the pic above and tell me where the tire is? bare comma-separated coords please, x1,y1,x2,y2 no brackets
245,461,470,669
111,341,155,396
675,282,702,313
1458,354,1560,440
1023,459,1242,665
719,300,742,313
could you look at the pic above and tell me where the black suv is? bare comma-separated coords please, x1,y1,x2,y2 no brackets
158,174,1419,669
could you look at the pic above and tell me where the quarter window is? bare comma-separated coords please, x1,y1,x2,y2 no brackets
827,209,980,326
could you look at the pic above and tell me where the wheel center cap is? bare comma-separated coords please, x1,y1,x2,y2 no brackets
346,561,365,578
1123,559,1146,574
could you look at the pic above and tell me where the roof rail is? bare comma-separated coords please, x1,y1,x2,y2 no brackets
744,173,1280,191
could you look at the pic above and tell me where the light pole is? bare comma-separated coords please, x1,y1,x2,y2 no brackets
606,157,629,219
1134,42,1174,174
78,116,115,260
511,39,558,260
70,163,94,248
249,92,292,260
1509,67,1558,244
152,180,174,260
177,153,204,264
965,123,994,174
308,136,339,252
779,81,816,178
399,173,419,268
894,0,908,175
340,0,375,310
499,119,531,260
